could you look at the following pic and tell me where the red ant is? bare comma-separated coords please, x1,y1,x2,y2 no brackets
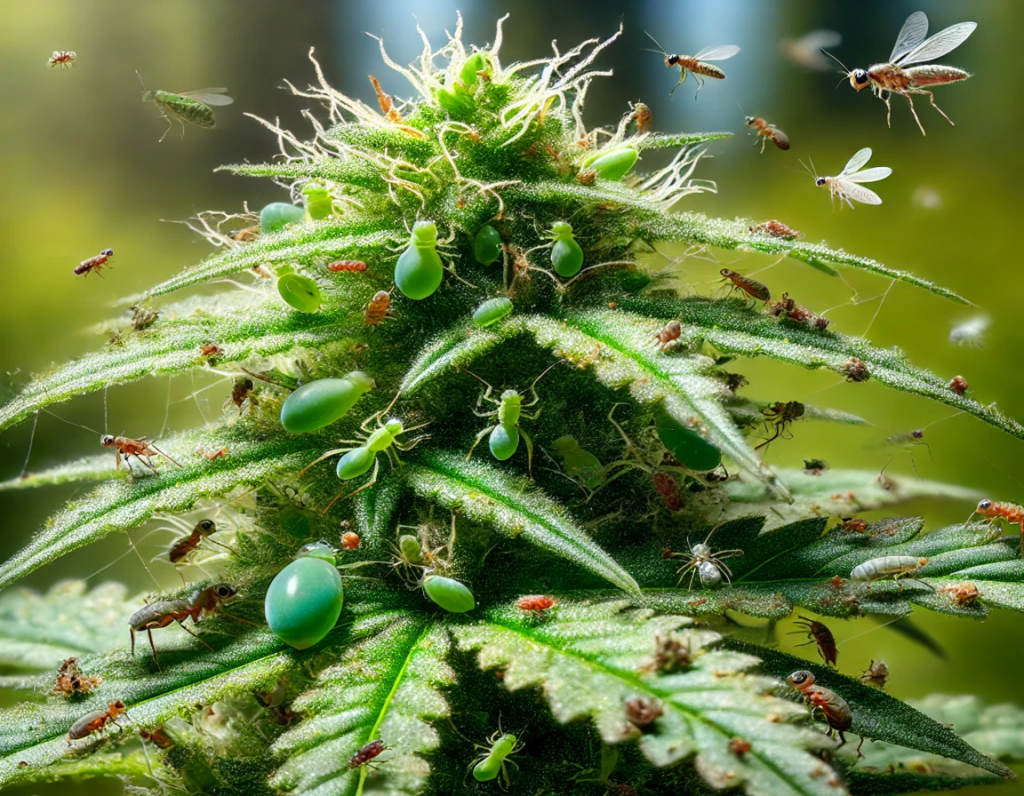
102,434,180,474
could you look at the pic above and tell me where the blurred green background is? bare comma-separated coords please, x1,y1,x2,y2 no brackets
1,0,1021,792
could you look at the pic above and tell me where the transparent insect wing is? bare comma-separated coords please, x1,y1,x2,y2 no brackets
843,166,892,184
694,44,741,61
181,88,235,106
795,29,842,52
835,180,884,206
839,148,873,177
890,11,930,63
897,21,977,66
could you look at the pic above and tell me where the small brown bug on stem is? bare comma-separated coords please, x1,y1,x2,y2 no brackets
139,726,176,749
74,249,114,277
756,401,805,451
169,519,233,564
327,260,368,273
200,344,224,358
790,616,838,667
859,659,889,689
728,737,752,755
232,225,260,243
349,738,390,769
364,290,395,326
720,268,770,302
624,696,663,728
786,670,863,755
654,320,682,351
841,358,871,382
628,101,653,133
102,434,180,474
229,377,255,413
949,375,969,395
53,657,103,697
744,116,790,152
67,700,127,744
341,531,361,550
749,220,801,240
516,594,556,616
130,304,159,332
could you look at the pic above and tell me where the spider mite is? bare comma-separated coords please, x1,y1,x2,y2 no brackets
645,32,740,98
974,499,1024,554
837,11,977,136
326,259,368,273
654,320,682,351
168,519,232,564
949,375,969,395
200,344,224,358
652,471,682,511
748,220,801,240
841,517,869,533
101,435,180,474
669,525,744,589
859,660,889,690
841,358,871,382
937,581,981,605
67,701,127,744
744,116,790,152
341,531,361,550
348,738,390,769
756,401,805,451
720,268,770,302
53,657,103,697
49,50,77,69
129,583,251,671
516,594,557,616
74,248,114,277
364,290,394,326
790,616,838,668
786,670,863,755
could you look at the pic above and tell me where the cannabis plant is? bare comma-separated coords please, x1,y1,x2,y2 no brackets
3,18,1024,796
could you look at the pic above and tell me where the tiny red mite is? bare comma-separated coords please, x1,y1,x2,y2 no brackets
364,290,393,326
744,116,790,152
327,259,368,273
348,738,389,769
949,375,968,395
728,737,752,755
200,344,224,357
67,700,127,744
749,220,801,240
341,531,361,550
75,248,114,277
652,471,682,510
790,616,838,668
720,268,770,302
516,594,557,615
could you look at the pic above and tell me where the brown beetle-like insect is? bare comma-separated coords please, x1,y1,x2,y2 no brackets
67,701,127,744
787,670,863,755
348,738,390,769
949,375,969,395
790,616,838,668
655,320,682,351
74,248,114,277
364,290,394,326
720,268,770,302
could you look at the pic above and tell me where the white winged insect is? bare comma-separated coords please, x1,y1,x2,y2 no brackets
645,32,741,98
837,11,977,135
810,148,891,210
780,30,842,71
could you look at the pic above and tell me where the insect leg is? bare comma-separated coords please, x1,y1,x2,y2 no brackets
146,628,162,672
882,92,893,128
175,618,215,652
903,92,927,136
157,110,175,144
915,88,955,126
343,457,381,501
693,73,705,101
466,425,496,461
669,67,688,96
521,428,535,478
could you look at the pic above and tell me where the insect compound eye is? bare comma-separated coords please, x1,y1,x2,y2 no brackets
216,585,235,598
978,499,993,511
744,116,754,125
666,55,680,66
814,177,826,187
719,268,733,278
853,69,869,85
199,519,215,532
101,434,115,446
103,249,114,256
911,430,924,439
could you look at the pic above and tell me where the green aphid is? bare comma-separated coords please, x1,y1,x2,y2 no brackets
137,71,234,143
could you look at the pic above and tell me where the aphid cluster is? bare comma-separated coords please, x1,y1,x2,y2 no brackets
841,358,871,383
516,594,556,616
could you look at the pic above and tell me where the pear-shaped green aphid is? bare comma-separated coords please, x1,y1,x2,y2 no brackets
265,541,344,649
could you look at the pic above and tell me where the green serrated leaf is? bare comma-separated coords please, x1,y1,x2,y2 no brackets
729,643,1013,779
403,450,639,594
271,619,452,796
523,312,789,500
455,599,848,796
0,436,311,592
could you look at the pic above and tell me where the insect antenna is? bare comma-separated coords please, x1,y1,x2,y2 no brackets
135,70,149,92
643,31,670,57
820,49,851,76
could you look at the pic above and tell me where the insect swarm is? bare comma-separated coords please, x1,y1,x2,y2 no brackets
744,116,790,152
67,701,128,744
810,148,892,209
645,32,740,98
137,71,234,143
790,616,838,668
838,11,977,135
74,248,114,277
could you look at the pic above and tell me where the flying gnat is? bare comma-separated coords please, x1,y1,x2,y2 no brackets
780,30,842,71
807,148,891,209
137,71,234,143
744,116,790,152
830,11,977,136
645,32,740,98
949,316,990,347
